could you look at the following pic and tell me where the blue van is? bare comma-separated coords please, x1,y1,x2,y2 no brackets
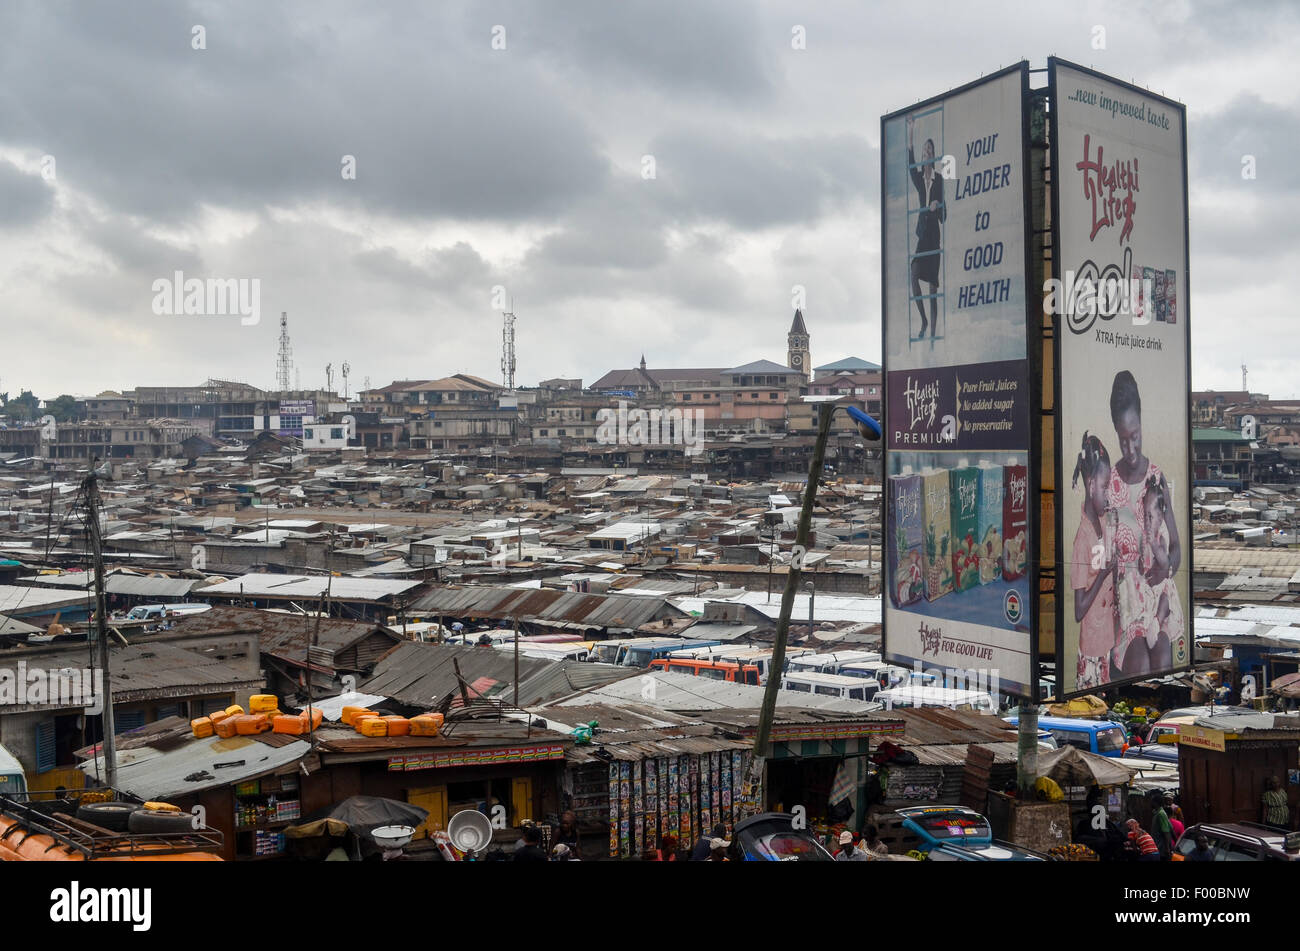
1005,715,1128,758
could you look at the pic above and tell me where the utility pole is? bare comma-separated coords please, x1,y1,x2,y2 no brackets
743,402,835,814
83,468,117,789
513,615,520,708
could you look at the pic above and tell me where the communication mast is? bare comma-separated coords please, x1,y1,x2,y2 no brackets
276,312,294,392
325,363,333,393
341,362,351,399
1242,363,1247,393
501,309,517,391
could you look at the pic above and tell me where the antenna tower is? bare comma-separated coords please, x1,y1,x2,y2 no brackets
276,312,294,392
501,309,517,390
325,363,333,393
341,362,351,399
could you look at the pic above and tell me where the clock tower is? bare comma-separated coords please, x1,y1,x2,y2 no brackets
787,309,810,380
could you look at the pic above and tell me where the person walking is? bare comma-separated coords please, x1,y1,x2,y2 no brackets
1150,794,1174,859
1262,776,1291,829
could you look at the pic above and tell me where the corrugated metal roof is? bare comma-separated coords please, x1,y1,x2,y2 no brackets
171,605,401,662
78,724,310,800
409,584,686,630
360,641,638,708
197,573,421,601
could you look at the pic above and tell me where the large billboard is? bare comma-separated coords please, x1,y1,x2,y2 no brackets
881,63,1036,697
1050,59,1191,695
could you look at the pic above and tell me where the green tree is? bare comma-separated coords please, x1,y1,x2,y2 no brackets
45,394,79,422
3,390,40,422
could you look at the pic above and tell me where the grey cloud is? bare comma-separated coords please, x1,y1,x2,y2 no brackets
0,160,54,227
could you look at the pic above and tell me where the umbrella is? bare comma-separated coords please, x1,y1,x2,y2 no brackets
1270,672,1300,699
1035,745,1134,787
306,795,427,836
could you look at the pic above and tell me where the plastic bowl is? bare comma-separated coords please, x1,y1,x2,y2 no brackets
371,824,416,849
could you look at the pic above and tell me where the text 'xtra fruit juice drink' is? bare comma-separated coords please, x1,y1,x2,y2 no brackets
921,467,953,601
1001,460,1028,582
889,469,925,607
976,461,1003,586
949,462,980,593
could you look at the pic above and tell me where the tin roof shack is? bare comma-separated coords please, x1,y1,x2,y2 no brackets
299,712,574,855
1,635,263,797
1177,712,1300,827
360,640,637,711
408,584,689,637
170,605,403,702
194,573,425,622
75,716,311,862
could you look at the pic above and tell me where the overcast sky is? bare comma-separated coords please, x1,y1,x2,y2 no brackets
1,0,1295,400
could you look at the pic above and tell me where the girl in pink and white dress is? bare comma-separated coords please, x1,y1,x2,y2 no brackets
1106,371,1181,678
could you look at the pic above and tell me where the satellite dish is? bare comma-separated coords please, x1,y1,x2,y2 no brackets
446,809,495,854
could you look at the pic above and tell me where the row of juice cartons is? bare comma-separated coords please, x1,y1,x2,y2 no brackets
889,460,1028,608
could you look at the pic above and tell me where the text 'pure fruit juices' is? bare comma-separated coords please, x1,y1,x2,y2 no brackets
976,462,1003,586
889,469,924,607
1002,461,1028,581
949,463,980,593
922,468,953,601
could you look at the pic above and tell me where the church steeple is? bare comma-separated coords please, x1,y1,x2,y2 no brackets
639,354,647,371
787,310,810,380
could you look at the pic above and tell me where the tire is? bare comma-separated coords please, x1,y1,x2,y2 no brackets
76,801,135,832
127,808,197,834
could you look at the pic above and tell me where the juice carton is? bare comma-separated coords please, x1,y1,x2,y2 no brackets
921,468,954,601
976,462,1003,585
1001,461,1029,581
889,470,925,607
949,463,981,593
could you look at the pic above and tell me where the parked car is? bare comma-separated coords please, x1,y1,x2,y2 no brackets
1175,822,1300,861
728,812,834,861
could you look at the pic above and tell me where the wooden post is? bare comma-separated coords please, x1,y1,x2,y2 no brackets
746,403,836,806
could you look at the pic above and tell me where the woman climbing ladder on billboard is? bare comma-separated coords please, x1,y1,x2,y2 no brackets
908,115,945,339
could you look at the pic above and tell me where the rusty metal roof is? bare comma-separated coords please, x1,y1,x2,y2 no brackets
360,641,638,708
409,584,687,631
171,604,401,662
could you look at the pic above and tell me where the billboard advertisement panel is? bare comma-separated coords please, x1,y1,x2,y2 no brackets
881,63,1036,697
1050,59,1191,695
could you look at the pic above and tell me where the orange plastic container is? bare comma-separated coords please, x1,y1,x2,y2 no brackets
341,705,373,726
381,716,410,736
214,716,240,739
225,704,245,717
248,694,279,713
352,713,379,733
272,714,306,735
357,717,389,737
234,714,270,735
190,716,214,739
300,708,325,730
409,713,444,736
